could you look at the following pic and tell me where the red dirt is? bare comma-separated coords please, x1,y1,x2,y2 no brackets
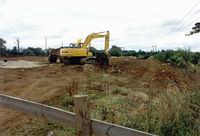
0,56,199,135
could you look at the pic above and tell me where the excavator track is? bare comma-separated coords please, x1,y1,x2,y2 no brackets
62,55,109,68
80,57,96,65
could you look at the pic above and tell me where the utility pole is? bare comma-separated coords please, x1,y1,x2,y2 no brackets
16,38,20,53
45,38,47,49
152,45,157,52
61,42,63,47
45,38,47,56
14,38,20,59
121,47,125,56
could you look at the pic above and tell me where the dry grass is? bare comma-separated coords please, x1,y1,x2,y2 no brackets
60,69,200,136
65,79,79,97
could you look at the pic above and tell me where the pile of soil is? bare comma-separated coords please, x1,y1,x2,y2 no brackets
109,57,198,92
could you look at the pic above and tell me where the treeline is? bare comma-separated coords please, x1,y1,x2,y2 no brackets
1,46,46,56
1,37,200,67
0,38,46,56
154,50,200,67
90,46,156,59
107,45,200,67
107,45,156,58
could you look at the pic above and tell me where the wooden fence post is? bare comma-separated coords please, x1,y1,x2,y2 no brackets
73,95,92,136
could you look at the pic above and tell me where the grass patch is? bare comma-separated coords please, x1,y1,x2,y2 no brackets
132,88,200,135
111,87,130,95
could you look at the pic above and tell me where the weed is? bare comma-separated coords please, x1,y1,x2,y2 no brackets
86,71,95,90
133,87,200,135
93,95,135,124
167,55,185,68
111,87,129,95
88,89,107,100
65,80,78,96
60,94,74,112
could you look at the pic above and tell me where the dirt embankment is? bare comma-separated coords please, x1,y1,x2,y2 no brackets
0,56,199,135
110,57,198,91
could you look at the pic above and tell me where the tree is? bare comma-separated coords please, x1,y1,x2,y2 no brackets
189,52,200,64
11,46,18,55
27,47,44,56
138,49,146,55
186,22,200,36
89,46,97,56
108,45,122,57
131,50,137,56
34,47,44,56
0,37,7,56
22,49,35,56
123,50,132,56
137,49,150,59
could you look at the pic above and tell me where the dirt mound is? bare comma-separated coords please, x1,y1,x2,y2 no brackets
155,71,178,82
109,57,197,92
0,60,43,68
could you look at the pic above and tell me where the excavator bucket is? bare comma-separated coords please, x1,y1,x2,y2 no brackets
96,53,109,68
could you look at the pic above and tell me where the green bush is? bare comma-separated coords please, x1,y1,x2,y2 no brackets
23,49,36,56
60,94,74,111
154,50,175,63
160,113,198,136
189,52,200,64
154,49,194,67
108,45,122,56
167,55,185,68
176,49,190,62
198,59,200,66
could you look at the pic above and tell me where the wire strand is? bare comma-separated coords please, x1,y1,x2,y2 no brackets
173,0,200,31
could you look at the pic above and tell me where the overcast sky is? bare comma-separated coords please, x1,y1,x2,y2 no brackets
0,0,200,51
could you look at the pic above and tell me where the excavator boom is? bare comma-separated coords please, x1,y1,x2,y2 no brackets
81,31,110,55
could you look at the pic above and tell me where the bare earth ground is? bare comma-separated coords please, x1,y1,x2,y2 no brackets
0,56,199,135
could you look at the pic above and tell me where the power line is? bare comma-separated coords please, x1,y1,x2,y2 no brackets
182,15,200,32
173,0,200,31
162,1,200,49
175,10,200,34
177,9,200,31
174,14,200,34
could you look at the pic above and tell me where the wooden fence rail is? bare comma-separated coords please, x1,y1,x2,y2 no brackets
0,94,156,136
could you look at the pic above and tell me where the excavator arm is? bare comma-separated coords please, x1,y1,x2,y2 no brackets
81,31,110,54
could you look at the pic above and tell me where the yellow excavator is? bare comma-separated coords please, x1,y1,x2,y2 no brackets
48,31,110,67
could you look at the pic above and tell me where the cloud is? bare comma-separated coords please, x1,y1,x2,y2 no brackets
0,0,6,5
47,35,63,39
0,23,40,39
161,20,178,31
0,0,199,51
